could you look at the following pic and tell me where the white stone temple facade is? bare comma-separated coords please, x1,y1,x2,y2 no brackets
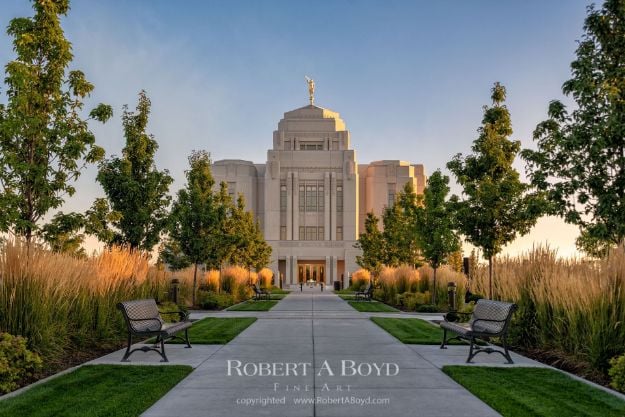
212,102,425,287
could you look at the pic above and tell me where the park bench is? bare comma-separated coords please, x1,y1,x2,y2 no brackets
440,299,517,364
355,283,373,301
252,283,271,300
117,299,192,362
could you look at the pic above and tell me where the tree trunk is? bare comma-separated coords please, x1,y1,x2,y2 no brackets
192,263,198,306
488,256,493,300
432,267,438,305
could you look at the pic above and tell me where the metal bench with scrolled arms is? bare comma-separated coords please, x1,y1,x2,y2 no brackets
252,283,271,300
440,299,517,364
117,299,192,362
355,282,373,301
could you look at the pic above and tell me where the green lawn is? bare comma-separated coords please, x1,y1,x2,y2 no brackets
338,293,356,300
269,288,290,294
371,317,464,344
268,293,287,300
227,300,278,311
348,301,399,312
0,365,191,417
443,366,625,417
167,317,257,344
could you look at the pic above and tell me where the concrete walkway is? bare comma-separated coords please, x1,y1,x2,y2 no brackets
132,289,516,417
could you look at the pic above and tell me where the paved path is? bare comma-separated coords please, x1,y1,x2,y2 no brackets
133,289,516,417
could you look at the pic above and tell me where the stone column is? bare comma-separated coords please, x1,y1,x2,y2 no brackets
285,257,292,286
272,260,280,287
325,256,331,285
324,172,330,240
331,256,338,283
286,171,293,240
293,172,299,240
292,256,298,285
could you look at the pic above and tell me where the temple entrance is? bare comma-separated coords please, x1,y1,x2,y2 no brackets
298,261,325,284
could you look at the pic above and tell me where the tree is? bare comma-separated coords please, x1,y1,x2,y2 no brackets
521,0,625,257
355,212,385,279
0,0,112,245
414,170,460,304
93,91,172,252
168,150,221,305
41,212,86,258
382,182,421,267
447,82,542,299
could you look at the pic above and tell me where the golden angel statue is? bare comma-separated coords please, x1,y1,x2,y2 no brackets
305,76,315,105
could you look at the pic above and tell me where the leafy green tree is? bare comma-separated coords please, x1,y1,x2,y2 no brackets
0,0,112,244
447,82,542,299
83,199,122,246
168,150,221,305
93,91,172,252
158,238,192,271
382,182,421,267
250,219,272,273
414,170,460,304
355,212,385,279
227,194,272,277
521,0,625,257
41,212,86,258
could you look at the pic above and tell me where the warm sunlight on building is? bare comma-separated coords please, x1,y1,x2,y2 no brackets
212,101,425,286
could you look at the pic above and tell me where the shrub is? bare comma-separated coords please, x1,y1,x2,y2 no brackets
416,304,439,313
609,354,625,393
403,293,418,311
0,333,42,394
157,302,187,323
198,291,235,310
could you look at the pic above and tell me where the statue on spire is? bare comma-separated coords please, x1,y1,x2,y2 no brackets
305,76,315,105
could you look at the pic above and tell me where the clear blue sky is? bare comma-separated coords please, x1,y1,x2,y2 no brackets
0,0,593,257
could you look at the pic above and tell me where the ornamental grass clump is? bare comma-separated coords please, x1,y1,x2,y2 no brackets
472,245,625,378
0,239,168,365
350,269,370,290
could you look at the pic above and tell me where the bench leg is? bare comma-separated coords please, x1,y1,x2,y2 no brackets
159,338,169,362
466,337,476,363
184,328,192,349
502,336,514,364
440,328,448,349
121,333,133,362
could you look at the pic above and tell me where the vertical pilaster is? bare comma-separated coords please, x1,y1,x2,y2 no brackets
324,172,330,240
330,172,337,240
293,172,299,240
286,171,293,240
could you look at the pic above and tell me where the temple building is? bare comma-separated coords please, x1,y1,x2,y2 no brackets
212,92,425,287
